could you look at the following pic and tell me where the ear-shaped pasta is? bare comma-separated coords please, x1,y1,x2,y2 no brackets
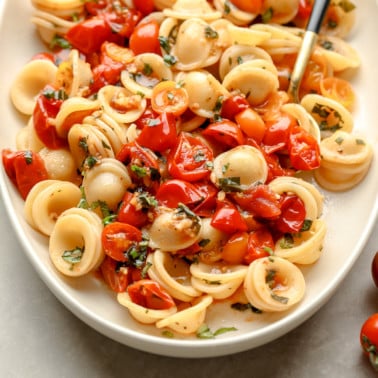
163,0,222,21
156,295,213,334
49,208,104,276
226,24,271,46
146,251,202,302
16,117,45,152
316,36,360,72
274,219,326,264
121,53,173,98
31,10,77,45
300,93,354,139
55,97,101,138
211,145,268,190
117,291,177,324
38,147,80,183
320,2,356,38
198,218,228,253
222,60,279,106
154,0,176,11
314,130,374,191
268,176,323,220
31,0,85,18
55,49,93,97
148,206,203,251
190,262,247,299
243,256,306,312
24,179,82,236
179,70,229,118
82,157,132,211
219,45,273,81
213,0,256,26
261,0,300,25
10,59,58,115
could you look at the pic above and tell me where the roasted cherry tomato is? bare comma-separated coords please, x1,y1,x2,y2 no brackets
320,76,355,111
191,181,218,217
220,94,249,120
127,279,176,310
33,87,67,149
371,252,378,288
211,199,248,234
360,313,378,371
117,191,149,228
297,0,313,20
229,0,263,14
244,228,274,264
232,184,281,219
168,132,213,182
136,111,178,153
275,194,306,233
133,0,155,16
99,256,129,293
103,9,141,38
155,179,203,208
202,119,245,148
151,81,189,116
2,149,49,200
84,0,108,16
221,231,249,265
288,125,321,171
235,108,266,144
129,19,161,55
102,222,142,262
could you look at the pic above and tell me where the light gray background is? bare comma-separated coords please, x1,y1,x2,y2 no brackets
0,195,377,378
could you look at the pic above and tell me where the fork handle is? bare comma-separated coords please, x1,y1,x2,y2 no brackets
307,0,331,33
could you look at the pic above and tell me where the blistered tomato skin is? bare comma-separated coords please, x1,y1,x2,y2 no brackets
372,252,378,288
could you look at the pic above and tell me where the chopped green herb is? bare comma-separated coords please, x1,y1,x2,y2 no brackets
131,165,148,178
224,0,231,14
137,191,158,209
335,136,344,145
218,176,242,192
300,219,313,232
204,26,218,39
320,40,333,50
24,150,33,165
141,262,152,278
43,88,68,101
162,330,175,338
49,34,72,50
271,293,289,304
261,7,273,23
237,56,243,65
163,54,177,66
198,238,210,247
356,138,366,145
196,324,237,339
143,63,153,76
279,234,294,249
338,0,356,12
231,302,262,314
222,163,230,174
62,246,84,268
158,36,171,54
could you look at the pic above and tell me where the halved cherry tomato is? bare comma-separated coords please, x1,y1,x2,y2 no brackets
84,0,108,16
360,313,378,371
33,88,67,149
128,279,176,310
229,0,263,14
202,119,245,148
232,184,281,219
191,181,218,217
2,149,49,200
301,52,329,95
319,76,355,110
235,108,266,144
275,194,306,233
117,191,149,228
244,228,274,264
221,231,249,265
211,199,248,234
220,94,249,120
103,9,141,38
297,0,313,20
129,19,161,55
167,132,213,182
151,81,189,116
288,125,320,171
99,256,129,293
136,111,178,153
133,0,155,17
102,222,142,262
155,179,203,208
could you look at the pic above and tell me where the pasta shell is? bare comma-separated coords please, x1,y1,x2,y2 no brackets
163,0,222,21
243,256,306,312
213,0,256,26
10,59,58,115
261,0,300,25
31,0,85,18
16,117,45,152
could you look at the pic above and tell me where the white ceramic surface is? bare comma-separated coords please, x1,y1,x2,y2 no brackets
0,0,377,358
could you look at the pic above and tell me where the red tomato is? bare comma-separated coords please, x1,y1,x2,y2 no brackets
136,112,178,153
297,0,313,20
167,132,213,182
221,231,249,265
129,19,161,55
33,89,67,149
2,149,49,200
220,94,249,120
211,199,248,234
371,252,378,288
275,194,306,233
104,9,141,38
232,184,281,219
117,191,149,228
263,150,295,183
135,107,159,130
155,179,203,208
99,256,129,293
229,0,263,13
191,181,218,217
235,108,266,144
244,228,274,264
127,279,176,310
133,0,155,16
31,52,56,63
360,313,378,371
102,222,142,262
84,0,108,16
288,126,321,171
202,120,245,148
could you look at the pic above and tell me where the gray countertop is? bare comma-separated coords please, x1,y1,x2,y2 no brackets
0,196,377,378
